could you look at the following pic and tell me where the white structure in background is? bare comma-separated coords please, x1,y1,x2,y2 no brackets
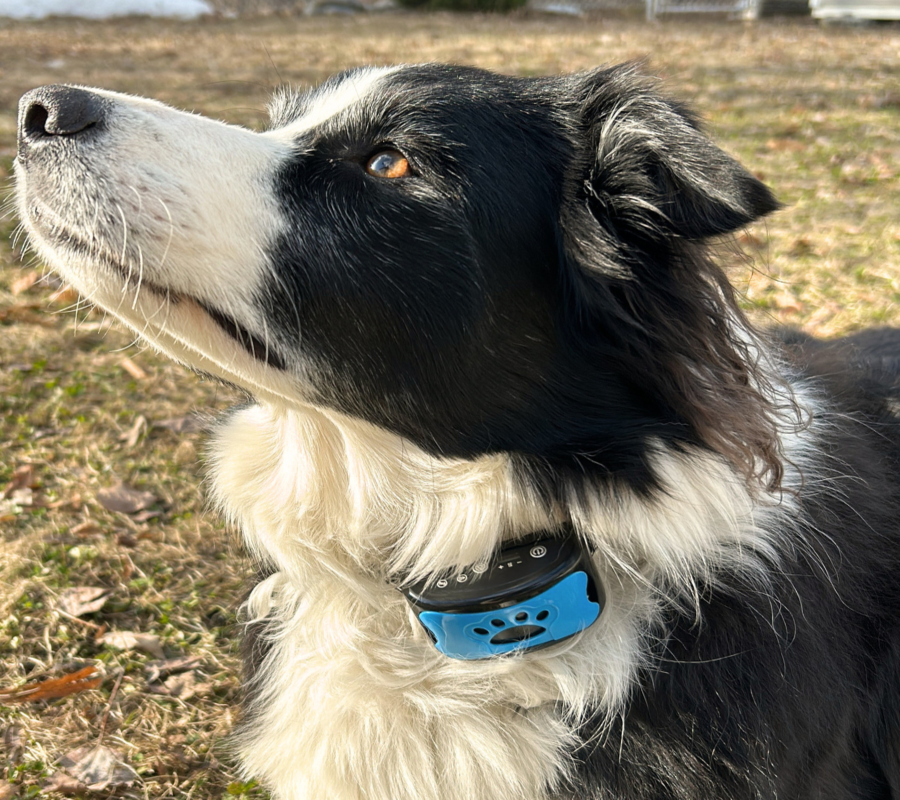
0,0,212,18
810,0,900,18
646,0,746,17
646,0,808,17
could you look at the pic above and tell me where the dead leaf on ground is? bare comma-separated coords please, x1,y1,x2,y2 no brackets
11,270,39,295
116,532,139,548
45,282,81,303
119,555,136,582
0,665,103,705
149,671,211,701
0,304,58,326
120,415,148,448
96,481,157,514
41,492,84,511
99,631,165,659
57,587,110,618
145,655,203,683
737,230,765,250
120,356,148,380
49,285,80,305
0,779,16,800
153,414,205,434
59,744,139,790
765,137,806,152
42,772,88,795
69,519,101,536
2,465,38,499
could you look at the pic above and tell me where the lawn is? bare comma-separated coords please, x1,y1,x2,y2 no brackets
1,11,899,798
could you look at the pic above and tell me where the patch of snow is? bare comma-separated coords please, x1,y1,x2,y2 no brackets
0,0,213,19
526,0,585,12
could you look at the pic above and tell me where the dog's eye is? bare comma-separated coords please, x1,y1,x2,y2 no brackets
366,150,410,179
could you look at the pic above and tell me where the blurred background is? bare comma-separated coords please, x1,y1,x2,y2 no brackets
1,2,899,798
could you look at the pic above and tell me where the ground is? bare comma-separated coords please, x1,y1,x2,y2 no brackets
1,12,899,799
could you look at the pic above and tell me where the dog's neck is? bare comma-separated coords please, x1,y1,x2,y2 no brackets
210,402,639,800
210,402,555,584
209,400,800,600
209,399,806,800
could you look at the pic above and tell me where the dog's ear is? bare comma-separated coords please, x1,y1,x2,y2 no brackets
568,64,779,251
556,66,789,493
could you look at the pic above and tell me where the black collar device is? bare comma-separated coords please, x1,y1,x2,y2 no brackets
401,528,604,660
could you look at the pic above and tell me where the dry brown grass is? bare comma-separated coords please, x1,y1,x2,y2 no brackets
1,12,899,799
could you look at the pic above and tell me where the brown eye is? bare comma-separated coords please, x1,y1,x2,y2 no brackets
366,150,410,179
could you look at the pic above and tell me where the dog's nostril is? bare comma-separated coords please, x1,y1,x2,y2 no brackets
18,85,106,151
23,103,50,139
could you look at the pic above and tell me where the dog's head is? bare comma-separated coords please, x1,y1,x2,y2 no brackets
15,64,781,490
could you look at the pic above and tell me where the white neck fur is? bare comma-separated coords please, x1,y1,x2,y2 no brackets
209,401,802,800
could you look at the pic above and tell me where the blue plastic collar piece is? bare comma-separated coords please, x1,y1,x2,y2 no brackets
417,571,600,660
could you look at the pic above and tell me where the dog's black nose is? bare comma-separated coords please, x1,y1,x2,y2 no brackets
18,85,106,152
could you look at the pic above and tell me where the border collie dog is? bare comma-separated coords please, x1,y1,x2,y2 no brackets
15,64,900,800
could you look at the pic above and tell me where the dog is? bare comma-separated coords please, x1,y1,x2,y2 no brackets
14,63,900,800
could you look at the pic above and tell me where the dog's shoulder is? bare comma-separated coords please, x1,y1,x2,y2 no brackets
780,326,900,400
780,325,900,372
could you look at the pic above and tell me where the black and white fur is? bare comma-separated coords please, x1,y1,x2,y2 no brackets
14,64,900,800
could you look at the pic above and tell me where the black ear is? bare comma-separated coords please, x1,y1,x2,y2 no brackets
554,66,788,493
574,64,779,243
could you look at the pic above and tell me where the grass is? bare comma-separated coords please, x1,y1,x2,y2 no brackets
1,11,899,798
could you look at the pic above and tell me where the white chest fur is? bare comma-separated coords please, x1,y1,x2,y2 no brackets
208,402,795,800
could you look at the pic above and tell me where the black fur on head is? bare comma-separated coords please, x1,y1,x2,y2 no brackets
555,64,786,491
264,64,785,493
